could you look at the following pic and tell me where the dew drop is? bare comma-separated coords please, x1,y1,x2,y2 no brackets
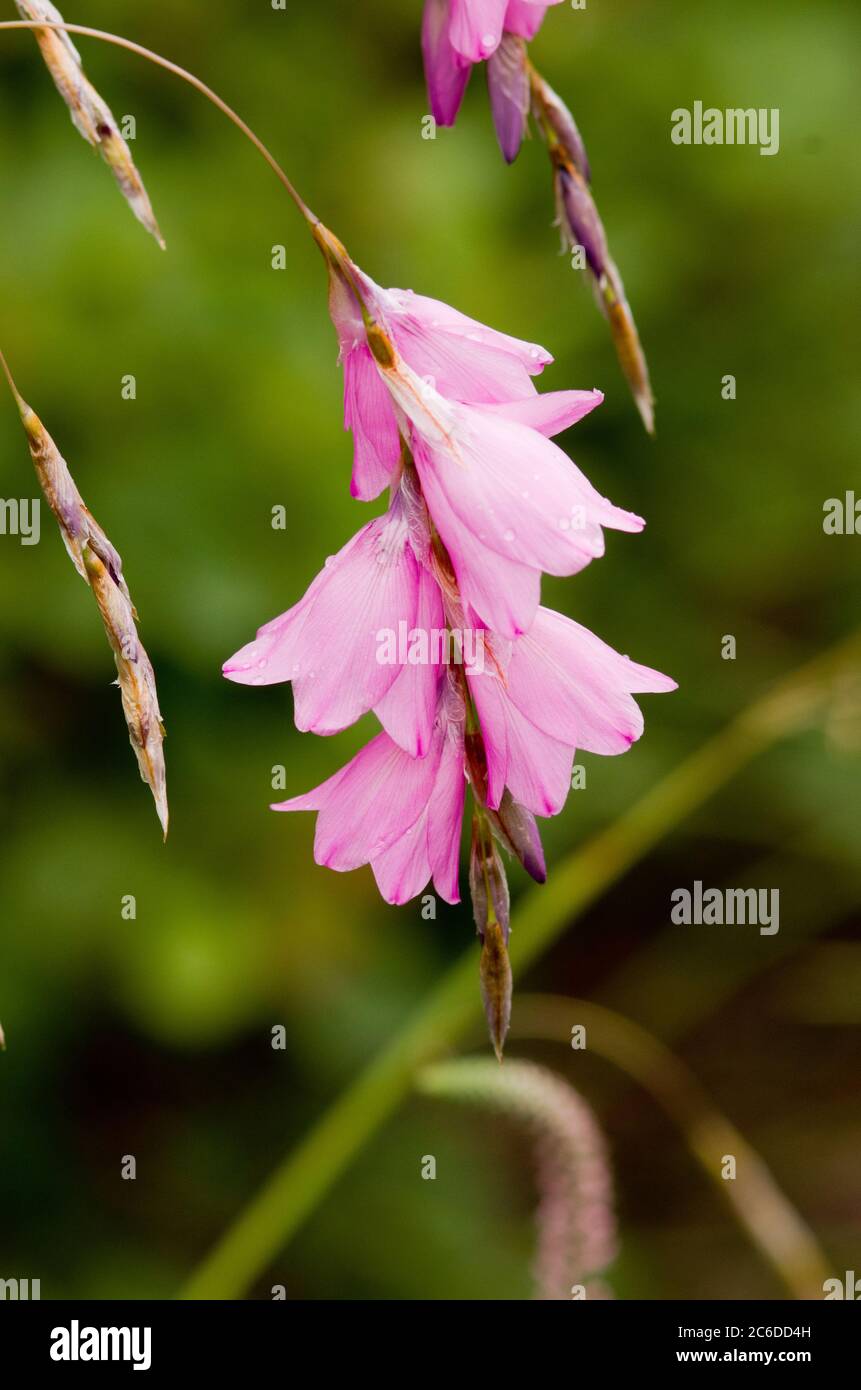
503,529,515,542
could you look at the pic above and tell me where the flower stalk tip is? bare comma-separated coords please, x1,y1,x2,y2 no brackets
478,919,513,1063
82,544,169,840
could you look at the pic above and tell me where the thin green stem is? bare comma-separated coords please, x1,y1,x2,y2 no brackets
0,343,23,405
0,20,318,225
180,625,861,1298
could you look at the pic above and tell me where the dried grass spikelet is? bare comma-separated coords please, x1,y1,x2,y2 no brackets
2,356,168,837
15,0,165,247
418,1058,617,1300
529,62,654,435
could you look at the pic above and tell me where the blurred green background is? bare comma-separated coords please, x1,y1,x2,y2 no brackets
0,0,859,1299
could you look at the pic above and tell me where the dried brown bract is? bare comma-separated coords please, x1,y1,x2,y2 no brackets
2,355,168,836
15,0,164,247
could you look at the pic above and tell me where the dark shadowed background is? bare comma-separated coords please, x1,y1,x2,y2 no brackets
0,0,859,1299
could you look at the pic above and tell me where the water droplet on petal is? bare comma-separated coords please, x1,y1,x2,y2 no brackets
503,529,515,542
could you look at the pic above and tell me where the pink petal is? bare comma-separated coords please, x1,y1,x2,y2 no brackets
343,347,401,501
503,0,563,42
385,286,551,402
486,31,530,163
371,809,433,904
477,389,604,436
449,0,509,60
371,718,466,905
422,0,472,125
504,606,677,754
469,667,574,815
410,402,642,600
421,473,542,635
427,727,467,902
223,509,420,736
373,563,446,757
273,729,444,872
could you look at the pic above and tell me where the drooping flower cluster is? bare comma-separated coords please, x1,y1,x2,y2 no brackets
421,0,655,433
224,224,674,1054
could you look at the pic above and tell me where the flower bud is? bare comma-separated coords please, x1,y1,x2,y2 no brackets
487,789,547,884
556,165,610,280
486,33,530,164
530,69,591,182
469,818,510,941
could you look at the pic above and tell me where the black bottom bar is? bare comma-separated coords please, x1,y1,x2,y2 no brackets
0,1298,856,1375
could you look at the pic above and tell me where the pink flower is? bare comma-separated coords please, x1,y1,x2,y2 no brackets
321,245,640,638
467,606,677,815
422,0,564,157
223,491,445,758
266,604,675,906
272,681,466,905
328,262,551,502
382,361,641,638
